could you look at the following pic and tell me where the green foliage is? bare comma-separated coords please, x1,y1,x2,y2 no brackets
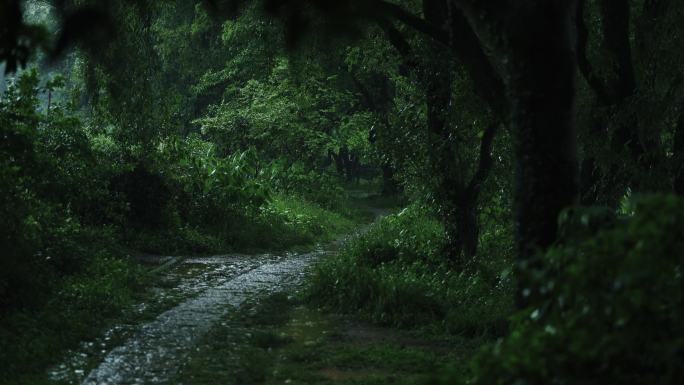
457,195,684,385
306,206,513,335
159,136,269,225
197,57,354,159
0,254,147,382
348,206,446,266
0,68,109,310
255,194,356,250
266,160,347,208
2,2,682,385
0,66,358,315
0,64,365,382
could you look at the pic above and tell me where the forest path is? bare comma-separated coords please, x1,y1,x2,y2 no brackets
48,191,393,385
49,246,341,385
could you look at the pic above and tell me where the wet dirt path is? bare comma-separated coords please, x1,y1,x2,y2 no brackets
49,248,334,385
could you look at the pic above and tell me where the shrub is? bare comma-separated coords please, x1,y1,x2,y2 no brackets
306,205,513,335
110,163,172,228
0,254,147,379
457,195,684,385
347,205,446,266
267,160,347,209
159,136,270,228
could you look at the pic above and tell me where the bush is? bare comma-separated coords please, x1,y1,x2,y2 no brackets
0,254,147,379
306,205,513,335
0,69,130,312
349,205,446,266
111,163,172,229
267,160,348,209
159,136,270,228
457,195,684,385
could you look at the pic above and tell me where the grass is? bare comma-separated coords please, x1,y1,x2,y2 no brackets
255,193,360,249
173,203,513,385
0,190,371,384
0,254,150,385
124,192,363,255
174,291,475,385
305,204,514,336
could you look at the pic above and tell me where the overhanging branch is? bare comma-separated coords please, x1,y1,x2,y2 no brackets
372,1,449,44
466,121,499,199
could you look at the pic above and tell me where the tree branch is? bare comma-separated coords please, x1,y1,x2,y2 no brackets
576,0,611,104
378,19,412,58
466,121,499,199
576,0,636,105
347,71,375,109
598,0,635,101
447,8,507,119
377,18,420,78
372,0,449,44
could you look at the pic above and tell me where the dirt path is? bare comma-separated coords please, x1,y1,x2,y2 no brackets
49,197,395,385
49,248,333,385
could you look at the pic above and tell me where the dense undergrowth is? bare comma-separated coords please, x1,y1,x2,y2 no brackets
0,252,146,384
307,205,515,337
3,1,684,383
309,196,684,385
0,68,362,382
451,195,684,385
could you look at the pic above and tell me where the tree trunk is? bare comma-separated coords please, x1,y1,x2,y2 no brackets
450,195,479,259
480,1,580,307
674,109,684,195
330,150,345,175
423,46,472,261
598,0,636,101
580,155,600,205
423,0,480,263
381,163,400,196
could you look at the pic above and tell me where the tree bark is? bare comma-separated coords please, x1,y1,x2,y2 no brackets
598,0,636,101
423,44,468,261
455,0,580,305
505,2,580,306
674,109,684,195
423,0,481,262
381,163,400,196
382,1,579,274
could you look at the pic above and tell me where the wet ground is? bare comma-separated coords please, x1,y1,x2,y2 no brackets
48,246,335,385
48,197,400,385
169,289,470,385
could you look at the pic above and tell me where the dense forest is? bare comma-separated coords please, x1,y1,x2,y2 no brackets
1,0,683,384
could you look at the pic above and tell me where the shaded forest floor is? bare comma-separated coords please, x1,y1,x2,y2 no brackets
174,291,484,385
3,188,417,385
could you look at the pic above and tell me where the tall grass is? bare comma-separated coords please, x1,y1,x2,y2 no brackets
0,248,147,384
305,205,514,336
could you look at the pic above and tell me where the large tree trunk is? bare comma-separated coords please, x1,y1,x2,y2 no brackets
505,1,580,306
386,0,580,273
379,0,503,262
598,0,635,101
458,0,580,306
